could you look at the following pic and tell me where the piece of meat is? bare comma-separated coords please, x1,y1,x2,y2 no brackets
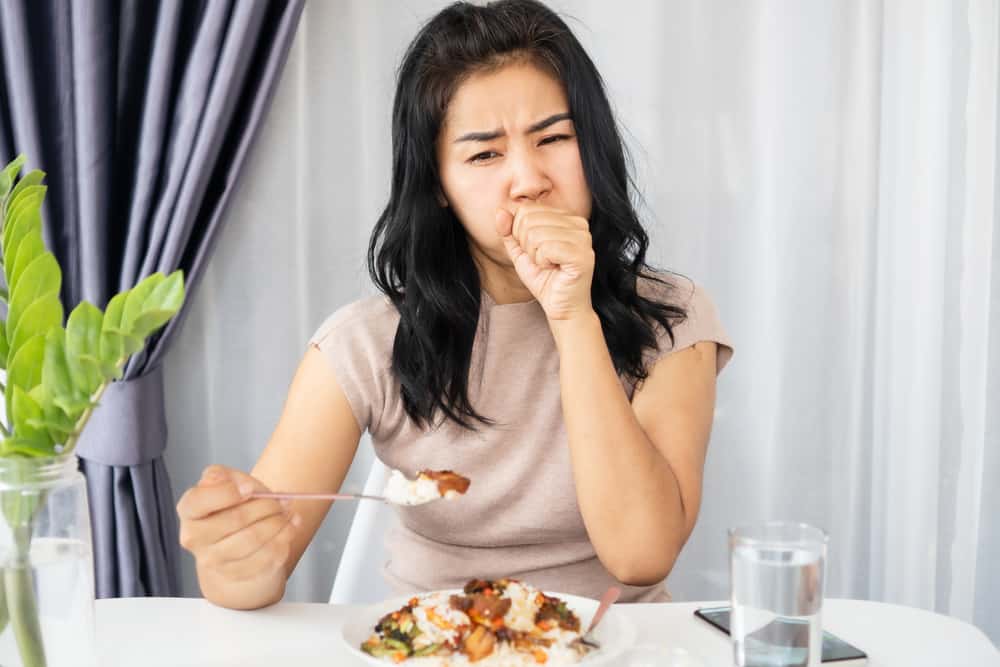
450,594,473,613
419,469,471,496
468,593,511,624
463,625,497,662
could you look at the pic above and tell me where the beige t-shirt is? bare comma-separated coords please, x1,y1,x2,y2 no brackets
309,273,733,603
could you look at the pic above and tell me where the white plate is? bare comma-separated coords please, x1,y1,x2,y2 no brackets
340,589,637,666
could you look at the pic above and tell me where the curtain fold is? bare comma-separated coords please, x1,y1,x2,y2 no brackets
0,0,305,597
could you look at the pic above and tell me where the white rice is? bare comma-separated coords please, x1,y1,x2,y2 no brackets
369,583,590,665
383,470,442,506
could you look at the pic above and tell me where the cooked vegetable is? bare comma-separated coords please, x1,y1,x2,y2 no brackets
360,579,593,663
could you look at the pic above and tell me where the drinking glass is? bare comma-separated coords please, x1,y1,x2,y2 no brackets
729,521,827,667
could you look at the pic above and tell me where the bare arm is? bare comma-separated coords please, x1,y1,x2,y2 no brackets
553,313,718,586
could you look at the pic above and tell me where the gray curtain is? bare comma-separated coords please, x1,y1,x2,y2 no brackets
0,0,304,597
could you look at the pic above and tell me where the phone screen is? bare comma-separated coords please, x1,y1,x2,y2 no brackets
694,606,867,663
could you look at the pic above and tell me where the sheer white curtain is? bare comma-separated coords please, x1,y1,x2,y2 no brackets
162,0,999,643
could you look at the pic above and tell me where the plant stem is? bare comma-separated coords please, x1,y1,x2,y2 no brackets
62,380,110,453
0,565,9,635
1,471,47,667
6,531,46,667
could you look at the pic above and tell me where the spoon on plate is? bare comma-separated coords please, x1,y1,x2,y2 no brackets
579,586,622,649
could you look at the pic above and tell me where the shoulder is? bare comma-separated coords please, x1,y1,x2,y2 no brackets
309,293,399,359
636,271,733,372
307,293,400,432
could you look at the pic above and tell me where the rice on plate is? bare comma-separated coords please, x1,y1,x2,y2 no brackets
357,579,606,665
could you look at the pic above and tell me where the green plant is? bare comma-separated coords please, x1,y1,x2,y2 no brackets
0,154,185,666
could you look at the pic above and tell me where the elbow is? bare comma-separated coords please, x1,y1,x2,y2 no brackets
605,550,679,588
610,564,672,588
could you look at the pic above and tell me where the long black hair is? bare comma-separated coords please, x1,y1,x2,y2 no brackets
368,0,686,430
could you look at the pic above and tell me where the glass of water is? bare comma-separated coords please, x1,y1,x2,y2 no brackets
729,521,827,667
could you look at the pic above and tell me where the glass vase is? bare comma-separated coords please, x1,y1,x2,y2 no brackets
0,454,97,667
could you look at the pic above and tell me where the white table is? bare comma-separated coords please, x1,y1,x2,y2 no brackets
95,597,998,666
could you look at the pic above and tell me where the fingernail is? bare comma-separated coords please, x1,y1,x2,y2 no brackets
238,482,253,497
279,498,291,509
291,514,302,527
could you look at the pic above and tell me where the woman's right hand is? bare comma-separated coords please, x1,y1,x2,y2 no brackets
177,465,301,584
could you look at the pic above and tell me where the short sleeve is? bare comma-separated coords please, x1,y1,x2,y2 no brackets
644,276,734,374
308,297,396,433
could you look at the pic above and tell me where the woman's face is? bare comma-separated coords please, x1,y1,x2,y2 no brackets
435,61,592,267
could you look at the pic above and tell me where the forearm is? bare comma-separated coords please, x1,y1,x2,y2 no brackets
196,561,288,610
551,311,687,584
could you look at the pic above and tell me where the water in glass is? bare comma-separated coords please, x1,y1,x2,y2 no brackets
730,522,826,667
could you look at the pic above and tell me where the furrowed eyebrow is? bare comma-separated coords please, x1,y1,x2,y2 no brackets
452,112,572,143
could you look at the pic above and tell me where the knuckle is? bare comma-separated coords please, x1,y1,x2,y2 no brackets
236,503,256,527
199,552,221,570
248,521,270,546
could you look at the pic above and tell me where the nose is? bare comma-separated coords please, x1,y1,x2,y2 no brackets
507,149,552,202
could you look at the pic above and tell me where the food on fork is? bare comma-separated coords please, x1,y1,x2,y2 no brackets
360,578,594,664
383,469,471,506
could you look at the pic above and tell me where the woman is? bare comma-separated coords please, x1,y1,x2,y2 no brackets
177,0,733,610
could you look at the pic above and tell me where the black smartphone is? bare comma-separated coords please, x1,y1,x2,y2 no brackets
694,606,868,666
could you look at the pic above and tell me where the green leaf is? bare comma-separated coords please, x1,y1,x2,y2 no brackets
8,293,62,359
7,252,62,343
2,185,45,258
3,208,41,283
129,271,185,339
65,301,104,397
99,293,127,367
10,231,45,290
6,334,46,424
0,325,7,371
0,436,53,458
0,154,26,204
41,329,84,418
6,171,44,213
79,352,120,382
122,273,165,330
51,395,93,421
28,384,77,446
4,184,45,225
11,386,50,448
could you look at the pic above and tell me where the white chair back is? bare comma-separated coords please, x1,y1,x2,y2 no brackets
328,456,396,604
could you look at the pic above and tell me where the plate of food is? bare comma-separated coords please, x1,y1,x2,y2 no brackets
340,578,636,665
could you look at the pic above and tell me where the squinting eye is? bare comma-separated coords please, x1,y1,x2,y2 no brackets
540,134,571,145
468,151,499,163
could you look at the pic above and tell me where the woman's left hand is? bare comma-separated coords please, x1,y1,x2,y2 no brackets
495,203,595,322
